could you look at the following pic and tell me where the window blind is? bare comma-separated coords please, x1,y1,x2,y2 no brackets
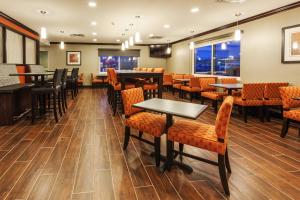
98,49,140,57
6,29,23,64
25,37,36,64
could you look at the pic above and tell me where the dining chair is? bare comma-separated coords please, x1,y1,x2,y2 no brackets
166,96,234,195
233,83,265,123
279,86,300,138
143,68,164,99
121,88,166,166
172,74,184,95
61,69,68,112
181,77,201,101
107,68,135,115
263,82,289,121
78,73,84,87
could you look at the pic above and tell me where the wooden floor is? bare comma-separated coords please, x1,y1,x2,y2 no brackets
0,88,299,200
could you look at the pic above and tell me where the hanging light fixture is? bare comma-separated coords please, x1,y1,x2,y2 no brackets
60,41,65,49
129,36,134,46
125,40,129,49
121,43,125,51
135,32,141,43
189,41,194,50
234,13,242,41
166,40,171,54
221,42,227,50
41,27,47,39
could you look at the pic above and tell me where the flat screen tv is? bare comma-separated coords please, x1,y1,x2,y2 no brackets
149,44,172,58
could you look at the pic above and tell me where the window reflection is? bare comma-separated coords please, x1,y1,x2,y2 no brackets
99,56,138,72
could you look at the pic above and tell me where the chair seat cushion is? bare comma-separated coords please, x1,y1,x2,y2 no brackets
201,91,227,100
143,83,158,90
125,112,166,137
31,85,61,94
264,98,282,106
163,81,173,86
113,83,135,90
173,84,182,89
181,86,201,92
283,109,300,121
168,120,226,155
233,97,263,106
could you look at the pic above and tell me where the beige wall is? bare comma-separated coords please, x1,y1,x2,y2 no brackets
167,7,300,85
41,44,166,85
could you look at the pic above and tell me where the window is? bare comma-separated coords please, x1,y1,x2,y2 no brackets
25,37,36,64
194,40,240,77
6,29,23,64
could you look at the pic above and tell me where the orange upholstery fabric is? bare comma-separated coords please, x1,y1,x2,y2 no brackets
201,91,227,100
181,86,201,92
16,65,26,84
181,77,200,92
91,73,103,83
263,98,283,106
168,96,233,155
121,88,144,116
78,73,84,83
143,83,158,90
279,87,300,110
173,83,182,90
233,97,263,106
153,68,164,73
283,110,300,121
125,112,166,137
107,68,135,90
146,68,153,72
233,83,265,106
163,75,173,86
113,83,135,90
199,77,216,92
264,83,289,99
172,74,184,84
221,78,238,84
183,74,194,79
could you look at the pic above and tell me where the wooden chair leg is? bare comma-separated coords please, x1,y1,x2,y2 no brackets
213,100,218,113
259,106,264,123
179,143,184,161
64,89,68,109
154,137,161,167
225,148,231,173
218,154,230,196
123,126,130,150
281,118,290,138
243,107,247,123
113,91,117,116
138,131,143,138
265,106,270,122
57,92,63,116
166,140,174,171
190,92,193,102
53,93,58,123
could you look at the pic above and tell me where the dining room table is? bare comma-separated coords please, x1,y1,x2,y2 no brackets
117,70,164,98
9,72,54,85
210,83,243,95
133,98,208,172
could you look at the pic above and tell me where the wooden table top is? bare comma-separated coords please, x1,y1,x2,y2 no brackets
9,72,53,76
210,83,243,89
133,98,207,119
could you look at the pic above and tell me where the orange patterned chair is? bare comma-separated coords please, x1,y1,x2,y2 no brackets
77,73,84,87
166,96,234,195
233,83,265,123
91,73,103,88
143,68,164,99
279,86,300,138
199,77,217,102
181,77,201,101
201,78,238,113
107,68,135,115
264,82,289,121
122,88,166,166
163,74,173,91
172,74,184,96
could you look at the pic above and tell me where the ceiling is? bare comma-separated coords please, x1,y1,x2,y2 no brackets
1,0,298,44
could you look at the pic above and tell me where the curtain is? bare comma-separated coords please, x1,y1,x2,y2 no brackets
6,29,23,64
25,37,36,64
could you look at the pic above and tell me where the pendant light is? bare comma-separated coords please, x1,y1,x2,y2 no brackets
234,13,242,41
121,43,125,51
189,41,194,50
134,16,141,43
221,42,227,50
166,40,171,54
60,41,65,49
129,36,134,46
125,40,129,49
41,27,47,39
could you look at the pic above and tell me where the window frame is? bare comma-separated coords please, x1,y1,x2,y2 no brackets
99,55,140,72
192,38,241,78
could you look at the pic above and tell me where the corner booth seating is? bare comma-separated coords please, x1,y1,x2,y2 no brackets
0,64,34,125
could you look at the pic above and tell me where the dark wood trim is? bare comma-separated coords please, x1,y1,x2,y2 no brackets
172,1,300,44
4,25,38,42
22,35,26,64
2,26,7,63
36,40,40,65
0,11,39,36
66,51,81,66
281,24,300,64
50,42,149,46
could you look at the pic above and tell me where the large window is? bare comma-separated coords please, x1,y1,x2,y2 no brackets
194,40,240,77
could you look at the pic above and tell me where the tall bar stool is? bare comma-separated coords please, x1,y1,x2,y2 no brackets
61,69,68,112
31,69,63,123
67,68,79,99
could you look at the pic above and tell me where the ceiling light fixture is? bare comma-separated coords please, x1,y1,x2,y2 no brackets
129,36,134,46
234,13,242,41
221,42,227,50
91,21,97,26
135,32,141,43
92,32,97,36
149,33,154,37
125,40,129,49
190,7,200,13
166,40,172,54
88,1,96,7
116,39,120,42
41,27,47,39
164,24,170,29
189,42,194,50
93,38,97,42
121,43,125,51
60,41,65,49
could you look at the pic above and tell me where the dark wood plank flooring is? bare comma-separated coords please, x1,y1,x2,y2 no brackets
0,88,299,200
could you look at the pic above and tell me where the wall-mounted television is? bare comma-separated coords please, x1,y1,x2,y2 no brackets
149,44,172,58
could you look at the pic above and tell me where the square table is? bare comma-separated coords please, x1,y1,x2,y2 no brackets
133,98,208,172
210,83,243,95
9,72,54,85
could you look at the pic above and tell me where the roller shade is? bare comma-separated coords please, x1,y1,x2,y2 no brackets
6,29,23,64
98,49,140,57
25,37,36,64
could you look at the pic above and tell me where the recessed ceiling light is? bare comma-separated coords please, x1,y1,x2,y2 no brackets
91,21,97,26
190,7,200,13
93,38,97,42
116,39,120,42
149,33,154,37
163,24,170,29
88,1,96,7
92,32,97,36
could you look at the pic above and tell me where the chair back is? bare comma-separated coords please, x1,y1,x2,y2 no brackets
79,73,84,80
172,74,184,79
146,68,153,72
264,82,289,99
121,88,144,117
199,77,216,91
221,78,238,84
107,68,118,84
153,68,164,73
241,83,265,99
190,77,200,88
71,68,79,79
183,74,194,79
215,96,234,140
53,69,64,87
61,69,68,84
141,68,147,71
163,74,173,83
279,86,300,110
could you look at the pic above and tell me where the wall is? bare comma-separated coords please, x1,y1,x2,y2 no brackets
167,7,300,85
41,44,166,86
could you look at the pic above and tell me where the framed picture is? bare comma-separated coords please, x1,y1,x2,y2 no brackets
66,51,81,66
282,24,300,63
